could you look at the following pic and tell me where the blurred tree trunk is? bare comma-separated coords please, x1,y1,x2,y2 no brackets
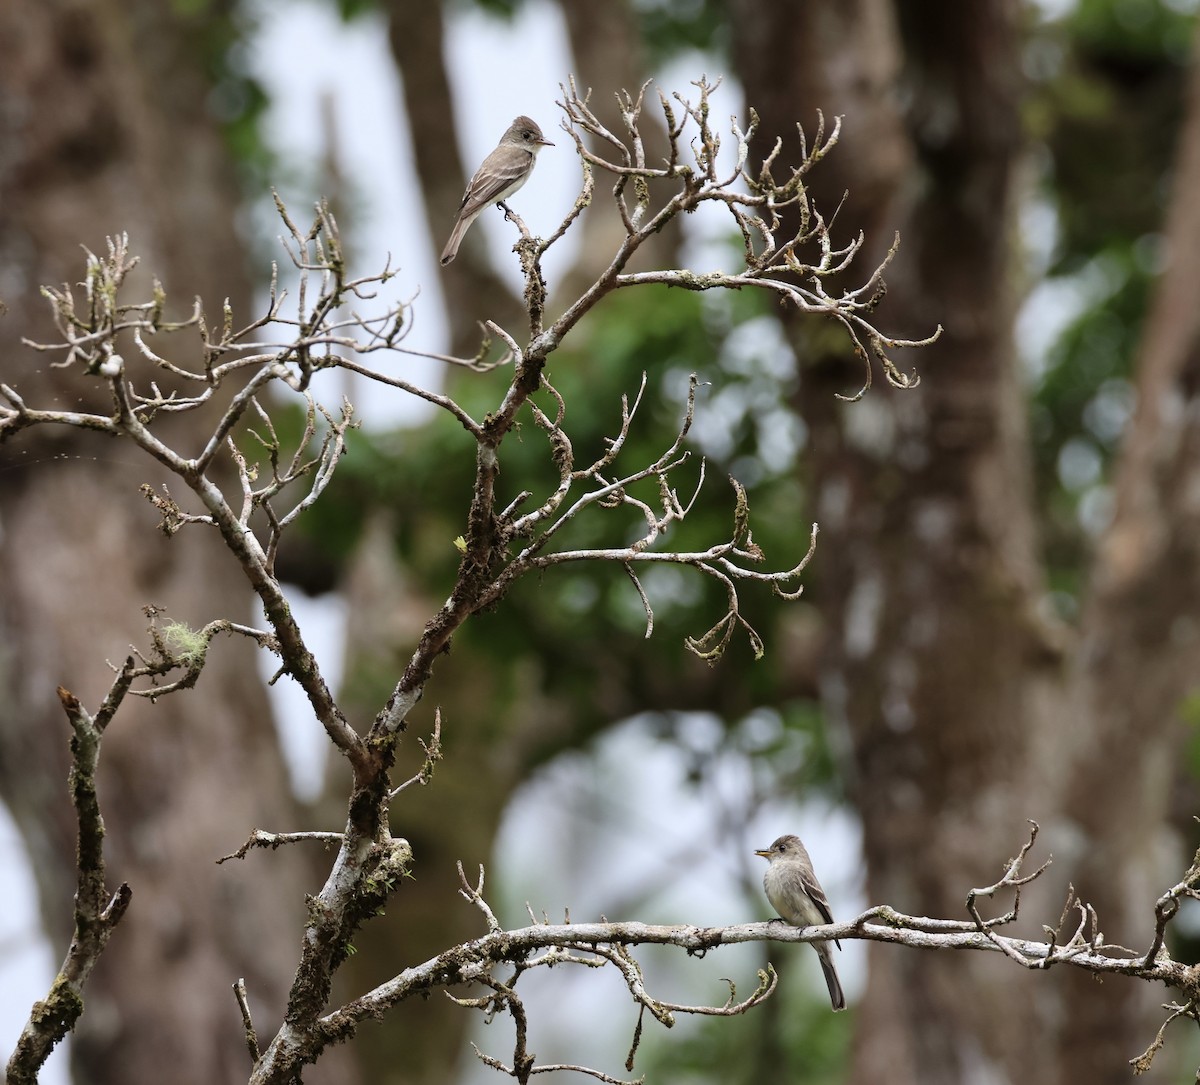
732,1,1200,1082
381,0,523,356
554,0,682,296
733,2,1060,1082
1056,13,1200,1078
0,2,357,1083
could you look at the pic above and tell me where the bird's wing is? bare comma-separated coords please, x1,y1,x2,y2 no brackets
459,150,533,219
801,870,841,948
801,873,835,925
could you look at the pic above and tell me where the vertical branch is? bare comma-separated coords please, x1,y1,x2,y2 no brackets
5,671,135,1084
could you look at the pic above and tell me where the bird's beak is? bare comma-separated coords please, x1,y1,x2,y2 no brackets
539,136,555,146
753,849,771,859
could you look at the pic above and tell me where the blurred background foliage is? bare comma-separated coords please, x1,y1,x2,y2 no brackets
1027,0,1193,602
262,0,1200,636
248,0,1198,1072
5,0,1197,1081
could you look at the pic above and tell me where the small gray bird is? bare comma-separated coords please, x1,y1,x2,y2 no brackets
440,115,554,266
755,834,845,1011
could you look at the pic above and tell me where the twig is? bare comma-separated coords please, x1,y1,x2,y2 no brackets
458,861,502,934
217,830,345,864
389,711,444,798
233,978,262,1064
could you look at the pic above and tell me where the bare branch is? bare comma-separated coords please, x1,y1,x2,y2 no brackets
389,711,444,798
457,861,503,935
5,677,134,1083
4,79,949,1085
542,77,937,400
233,979,262,1065
1143,830,1200,968
217,830,345,865
315,870,1195,1060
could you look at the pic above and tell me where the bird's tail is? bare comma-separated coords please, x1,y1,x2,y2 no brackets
440,213,473,266
816,943,846,1011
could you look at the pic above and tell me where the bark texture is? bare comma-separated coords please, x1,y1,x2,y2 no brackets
731,1,1200,1082
0,2,356,1082
1055,15,1200,1078
732,2,1057,1082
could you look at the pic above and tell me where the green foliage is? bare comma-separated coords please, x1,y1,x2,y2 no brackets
329,0,382,19
455,283,812,705
1070,0,1197,61
1036,0,1191,267
1025,0,1194,599
1029,242,1149,598
637,967,851,1085
460,0,523,17
186,1,275,186
286,278,825,763
1180,694,1200,816
332,0,523,21
336,0,731,61
634,701,841,827
633,0,732,67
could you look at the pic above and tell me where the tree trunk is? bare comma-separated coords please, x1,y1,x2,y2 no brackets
733,3,1060,1082
381,0,523,356
731,1,1200,1080
0,2,357,1082
555,0,682,297
1055,15,1200,1079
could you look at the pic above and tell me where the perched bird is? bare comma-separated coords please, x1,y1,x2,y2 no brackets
754,834,845,1011
440,115,554,266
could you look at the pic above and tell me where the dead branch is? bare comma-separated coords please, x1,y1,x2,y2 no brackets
2,78,946,1085
5,676,134,1084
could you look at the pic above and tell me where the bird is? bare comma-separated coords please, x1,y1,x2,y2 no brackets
440,115,554,266
754,833,845,1011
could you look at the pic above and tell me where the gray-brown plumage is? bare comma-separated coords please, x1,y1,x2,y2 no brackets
754,833,845,1011
440,115,553,266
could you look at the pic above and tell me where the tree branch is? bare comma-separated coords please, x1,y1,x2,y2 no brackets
3,78,945,1085
5,675,134,1084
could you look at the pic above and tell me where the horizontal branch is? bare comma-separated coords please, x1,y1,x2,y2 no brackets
315,909,1194,1045
216,829,345,864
